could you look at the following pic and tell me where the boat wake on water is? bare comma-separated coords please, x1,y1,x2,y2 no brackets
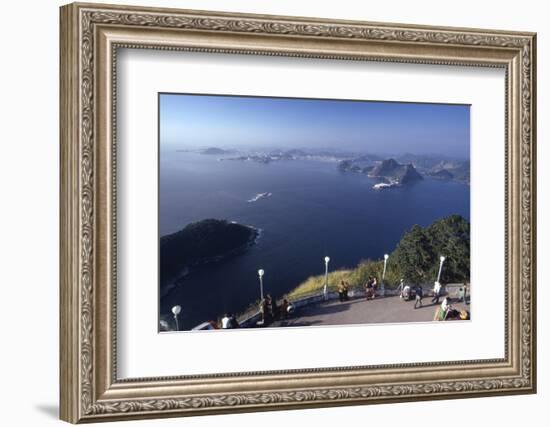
247,192,273,203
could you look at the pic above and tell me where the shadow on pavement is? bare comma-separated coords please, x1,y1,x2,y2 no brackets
280,319,324,327
299,302,352,316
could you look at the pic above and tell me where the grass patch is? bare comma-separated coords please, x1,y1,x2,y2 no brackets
286,258,403,301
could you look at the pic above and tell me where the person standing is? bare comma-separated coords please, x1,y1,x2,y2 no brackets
271,296,278,320
397,279,405,299
403,283,412,300
266,294,275,321
414,284,424,309
462,283,469,305
365,277,374,300
343,281,350,301
338,281,345,302
431,281,442,304
229,313,239,328
258,298,266,325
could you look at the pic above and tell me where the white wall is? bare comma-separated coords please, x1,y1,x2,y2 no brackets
0,0,546,425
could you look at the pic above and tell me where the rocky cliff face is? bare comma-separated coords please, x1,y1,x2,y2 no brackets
399,163,424,184
369,159,423,184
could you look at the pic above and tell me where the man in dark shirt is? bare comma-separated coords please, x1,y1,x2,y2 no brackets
414,284,424,309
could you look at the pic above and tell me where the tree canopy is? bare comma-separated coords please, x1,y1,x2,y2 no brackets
391,214,470,284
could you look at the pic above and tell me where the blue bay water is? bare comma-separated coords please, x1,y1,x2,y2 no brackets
159,152,470,329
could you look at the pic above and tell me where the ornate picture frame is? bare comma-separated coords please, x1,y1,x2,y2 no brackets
60,2,536,423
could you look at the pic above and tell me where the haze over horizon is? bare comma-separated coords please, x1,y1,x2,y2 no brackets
160,93,470,159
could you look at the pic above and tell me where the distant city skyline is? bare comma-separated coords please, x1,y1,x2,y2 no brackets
160,93,470,159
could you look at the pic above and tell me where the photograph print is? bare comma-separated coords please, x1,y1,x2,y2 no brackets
159,93,471,332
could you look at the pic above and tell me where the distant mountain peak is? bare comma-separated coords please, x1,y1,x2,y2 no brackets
369,158,422,184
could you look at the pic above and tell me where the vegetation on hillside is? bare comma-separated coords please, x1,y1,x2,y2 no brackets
392,214,470,284
287,215,470,300
160,219,258,285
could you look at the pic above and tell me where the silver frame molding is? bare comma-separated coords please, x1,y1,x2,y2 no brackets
60,2,537,423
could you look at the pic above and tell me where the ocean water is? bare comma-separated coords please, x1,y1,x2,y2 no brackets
159,152,470,329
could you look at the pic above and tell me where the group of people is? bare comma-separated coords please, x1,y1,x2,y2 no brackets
434,296,469,321
221,295,296,329
397,279,469,317
337,280,350,302
338,277,378,302
397,280,440,309
259,294,294,324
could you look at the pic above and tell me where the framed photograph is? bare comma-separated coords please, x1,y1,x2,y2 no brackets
60,2,537,423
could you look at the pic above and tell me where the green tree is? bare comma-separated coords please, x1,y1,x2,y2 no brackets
392,215,470,284
392,224,434,283
425,214,470,283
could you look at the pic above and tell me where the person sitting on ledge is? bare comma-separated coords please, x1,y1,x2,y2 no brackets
437,297,452,320
281,299,289,319
286,300,295,316
221,313,231,329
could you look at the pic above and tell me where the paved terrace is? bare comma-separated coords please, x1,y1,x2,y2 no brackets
271,295,470,328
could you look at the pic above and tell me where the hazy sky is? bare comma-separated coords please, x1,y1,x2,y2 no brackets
160,93,470,158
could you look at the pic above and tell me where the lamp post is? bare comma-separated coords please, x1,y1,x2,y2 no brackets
382,253,389,294
437,255,446,283
171,305,181,331
258,269,265,301
323,256,330,300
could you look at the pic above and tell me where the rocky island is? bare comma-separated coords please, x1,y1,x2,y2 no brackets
199,147,236,155
426,160,470,184
220,149,355,164
180,146,469,185
369,158,423,184
339,157,423,189
160,219,259,295
396,154,470,185
426,168,454,180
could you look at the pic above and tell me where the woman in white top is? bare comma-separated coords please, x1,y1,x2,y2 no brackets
221,313,231,329
431,281,442,304
397,279,405,298
402,284,411,300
